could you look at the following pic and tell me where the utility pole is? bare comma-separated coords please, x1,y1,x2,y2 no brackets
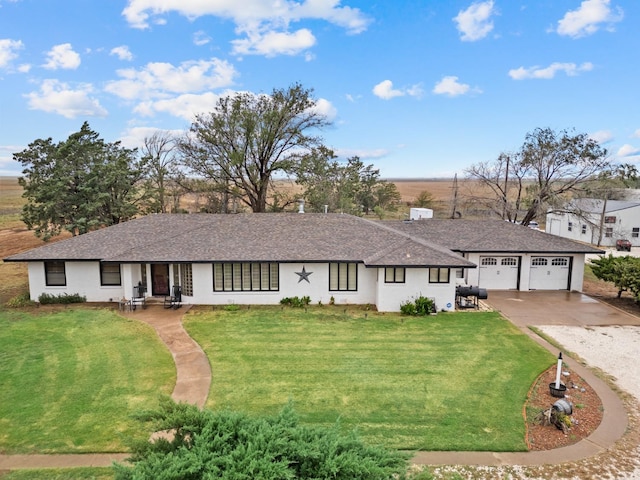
501,153,510,220
450,173,459,219
597,197,608,247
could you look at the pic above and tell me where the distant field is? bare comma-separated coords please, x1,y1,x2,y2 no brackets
2,175,488,217
0,176,24,217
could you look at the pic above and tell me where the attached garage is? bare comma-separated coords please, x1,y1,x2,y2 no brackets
478,256,520,290
529,256,572,290
385,219,604,293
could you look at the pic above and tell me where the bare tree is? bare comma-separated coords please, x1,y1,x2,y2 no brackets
465,128,610,225
141,131,181,213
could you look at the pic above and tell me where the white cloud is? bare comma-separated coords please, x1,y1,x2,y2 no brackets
122,0,370,32
453,0,496,42
508,62,593,80
193,30,211,46
335,147,388,160
432,76,480,97
373,80,403,100
43,43,81,70
105,58,237,101
632,129,640,139
618,144,640,157
309,97,337,122
110,45,133,61
556,0,623,38
121,0,370,58
0,38,23,68
589,130,613,144
231,28,316,57
372,80,422,100
134,92,224,120
25,79,107,119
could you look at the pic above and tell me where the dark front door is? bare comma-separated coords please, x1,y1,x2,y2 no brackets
151,264,170,296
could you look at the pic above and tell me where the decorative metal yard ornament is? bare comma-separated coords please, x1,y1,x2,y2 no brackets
555,352,563,389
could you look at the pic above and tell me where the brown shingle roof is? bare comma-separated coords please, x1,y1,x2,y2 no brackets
5,213,476,268
387,219,604,254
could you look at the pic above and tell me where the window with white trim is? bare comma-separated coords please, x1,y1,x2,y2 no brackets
429,268,450,284
532,258,547,266
384,267,405,283
551,258,568,266
100,263,121,286
568,222,573,232
605,227,613,238
481,257,497,266
604,216,616,224
213,263,278,292
501,257,517,266
329,263,357,291
172,264,193,296
45,261,66,286
633,228,639,238
581,224,587,234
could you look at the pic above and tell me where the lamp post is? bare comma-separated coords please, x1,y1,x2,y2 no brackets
554,352,563,389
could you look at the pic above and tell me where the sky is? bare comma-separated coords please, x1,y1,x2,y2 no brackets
1,0,639,179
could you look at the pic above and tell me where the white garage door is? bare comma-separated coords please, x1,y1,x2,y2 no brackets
529,257,571,290
478,256,519,290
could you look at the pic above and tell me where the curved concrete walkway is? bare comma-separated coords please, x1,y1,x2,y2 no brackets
125,304,212,408
0,296,633,471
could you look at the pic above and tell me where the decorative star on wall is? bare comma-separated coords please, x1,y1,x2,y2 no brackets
295,266,313,283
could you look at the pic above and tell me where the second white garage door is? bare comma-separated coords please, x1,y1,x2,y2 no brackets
529,257,571,290
478,256,520,289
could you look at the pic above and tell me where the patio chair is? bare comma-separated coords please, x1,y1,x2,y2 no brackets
131,284,146,310
164,285,182,309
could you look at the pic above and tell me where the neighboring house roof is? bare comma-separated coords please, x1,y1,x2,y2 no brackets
386,219,604,254
565,198,640,214
4,213,476,268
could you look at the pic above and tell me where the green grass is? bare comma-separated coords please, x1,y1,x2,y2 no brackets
0,467,114,480
185,306,554,452
0,308,175,453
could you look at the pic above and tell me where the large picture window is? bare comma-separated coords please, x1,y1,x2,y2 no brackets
100,263,121,286
429,268,450,284
384,267,405,283
213,263,278,292
45,261,66,286
329,263,357,291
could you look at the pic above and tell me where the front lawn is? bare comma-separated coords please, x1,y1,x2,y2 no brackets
185,307,554,452
0,308,174,453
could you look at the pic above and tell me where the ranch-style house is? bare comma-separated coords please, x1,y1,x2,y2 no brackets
5,213,603,312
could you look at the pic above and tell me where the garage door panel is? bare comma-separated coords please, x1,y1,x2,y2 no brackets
530,257,570,290
479,256,519,290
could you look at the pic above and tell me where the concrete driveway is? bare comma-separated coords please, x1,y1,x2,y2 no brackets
484,290,640,327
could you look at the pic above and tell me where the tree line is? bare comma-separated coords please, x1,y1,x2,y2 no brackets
16,82,627,240
16,84,401,240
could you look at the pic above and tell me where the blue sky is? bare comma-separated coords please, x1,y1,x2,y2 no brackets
1,0,638,178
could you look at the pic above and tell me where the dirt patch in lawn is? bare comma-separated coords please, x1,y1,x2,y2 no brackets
525,365,603,451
